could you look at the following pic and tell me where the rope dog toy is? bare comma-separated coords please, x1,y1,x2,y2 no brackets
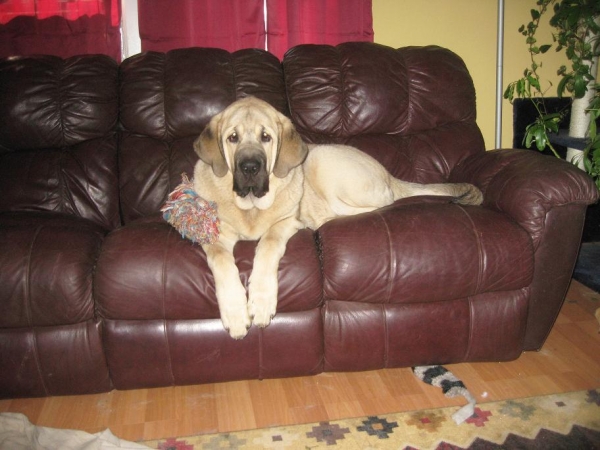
161,174,220,245
412,365,477,425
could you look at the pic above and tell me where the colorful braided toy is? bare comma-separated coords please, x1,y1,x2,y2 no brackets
161,174,220,245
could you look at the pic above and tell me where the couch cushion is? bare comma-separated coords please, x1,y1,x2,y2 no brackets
0,212,106,328
0,55,118,150
285,42,477,137
0,55,120,230
318,198,534,304
0,137,120,230
95,217,322,320
283,43,486,184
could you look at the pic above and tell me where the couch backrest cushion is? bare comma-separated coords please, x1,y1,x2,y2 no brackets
283,42,485,183
118,48,286,223
0,55,120,230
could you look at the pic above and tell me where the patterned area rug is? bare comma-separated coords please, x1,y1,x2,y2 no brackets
141,389,600,449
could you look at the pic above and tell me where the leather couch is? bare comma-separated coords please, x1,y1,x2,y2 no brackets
1,42,598,399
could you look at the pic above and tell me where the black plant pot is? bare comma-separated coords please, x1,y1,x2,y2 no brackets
582,202,600,242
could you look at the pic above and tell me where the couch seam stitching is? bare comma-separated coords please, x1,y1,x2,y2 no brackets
28,226,50,395
382,304,389,368
456,206,482,362
58,148,81,218
376,211,393,367
162,227,175,385
24,227,40,328
458,206,484,294
377,212,395,305
464,296,475,361
402,49,414,136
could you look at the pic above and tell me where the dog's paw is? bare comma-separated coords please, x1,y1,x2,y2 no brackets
453,184,483,206
217,284,251,339
248,272,278,328
249,301,276,328
221,307,251,339
248,293,277,328
248,288,277,329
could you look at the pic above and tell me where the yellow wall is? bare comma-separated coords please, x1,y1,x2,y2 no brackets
373,0,568,149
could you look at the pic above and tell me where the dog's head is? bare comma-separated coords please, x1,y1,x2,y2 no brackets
194,97,308,209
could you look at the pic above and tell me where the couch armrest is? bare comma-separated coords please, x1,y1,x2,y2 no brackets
450,149,599,249
451,149,599,350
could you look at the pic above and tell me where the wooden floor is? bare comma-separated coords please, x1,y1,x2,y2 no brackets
1,280,599,443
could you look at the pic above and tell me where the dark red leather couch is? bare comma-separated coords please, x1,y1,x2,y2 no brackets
1,43,598,398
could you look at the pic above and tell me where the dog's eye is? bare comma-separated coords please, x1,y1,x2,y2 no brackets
261,132,271,143
227,132,239,144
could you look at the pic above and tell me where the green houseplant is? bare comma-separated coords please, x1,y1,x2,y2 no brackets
504,0,600,190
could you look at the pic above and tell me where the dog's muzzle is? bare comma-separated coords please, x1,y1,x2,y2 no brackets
233,149,269,198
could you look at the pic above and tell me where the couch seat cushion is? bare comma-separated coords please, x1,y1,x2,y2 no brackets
318,197,534,304
95,216,322,320
0,212,106,327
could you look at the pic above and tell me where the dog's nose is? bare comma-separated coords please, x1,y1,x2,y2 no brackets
240,158,261,175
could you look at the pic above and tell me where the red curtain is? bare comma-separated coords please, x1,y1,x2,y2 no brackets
0,0,121,60
138,0,266,53
136,0,373,59
266,0,373,60
0,1,374,61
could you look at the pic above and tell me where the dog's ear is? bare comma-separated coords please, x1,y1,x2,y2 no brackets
193,113,228,177
273,115,308,178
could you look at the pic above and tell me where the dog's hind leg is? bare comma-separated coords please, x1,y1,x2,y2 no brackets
390,179,483,206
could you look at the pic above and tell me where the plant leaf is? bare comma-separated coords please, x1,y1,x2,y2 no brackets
528,75,541,91
557,76,569,97
573,76,587,98
503,83,515,101
534,127,548,151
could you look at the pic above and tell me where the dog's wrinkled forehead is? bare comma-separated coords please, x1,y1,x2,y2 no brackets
194,97,307,180
222,103,276,137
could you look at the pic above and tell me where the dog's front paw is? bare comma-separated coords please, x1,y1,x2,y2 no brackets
220,306,251,339
248,280,277,328
249,297,276,328
217,284,251,339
